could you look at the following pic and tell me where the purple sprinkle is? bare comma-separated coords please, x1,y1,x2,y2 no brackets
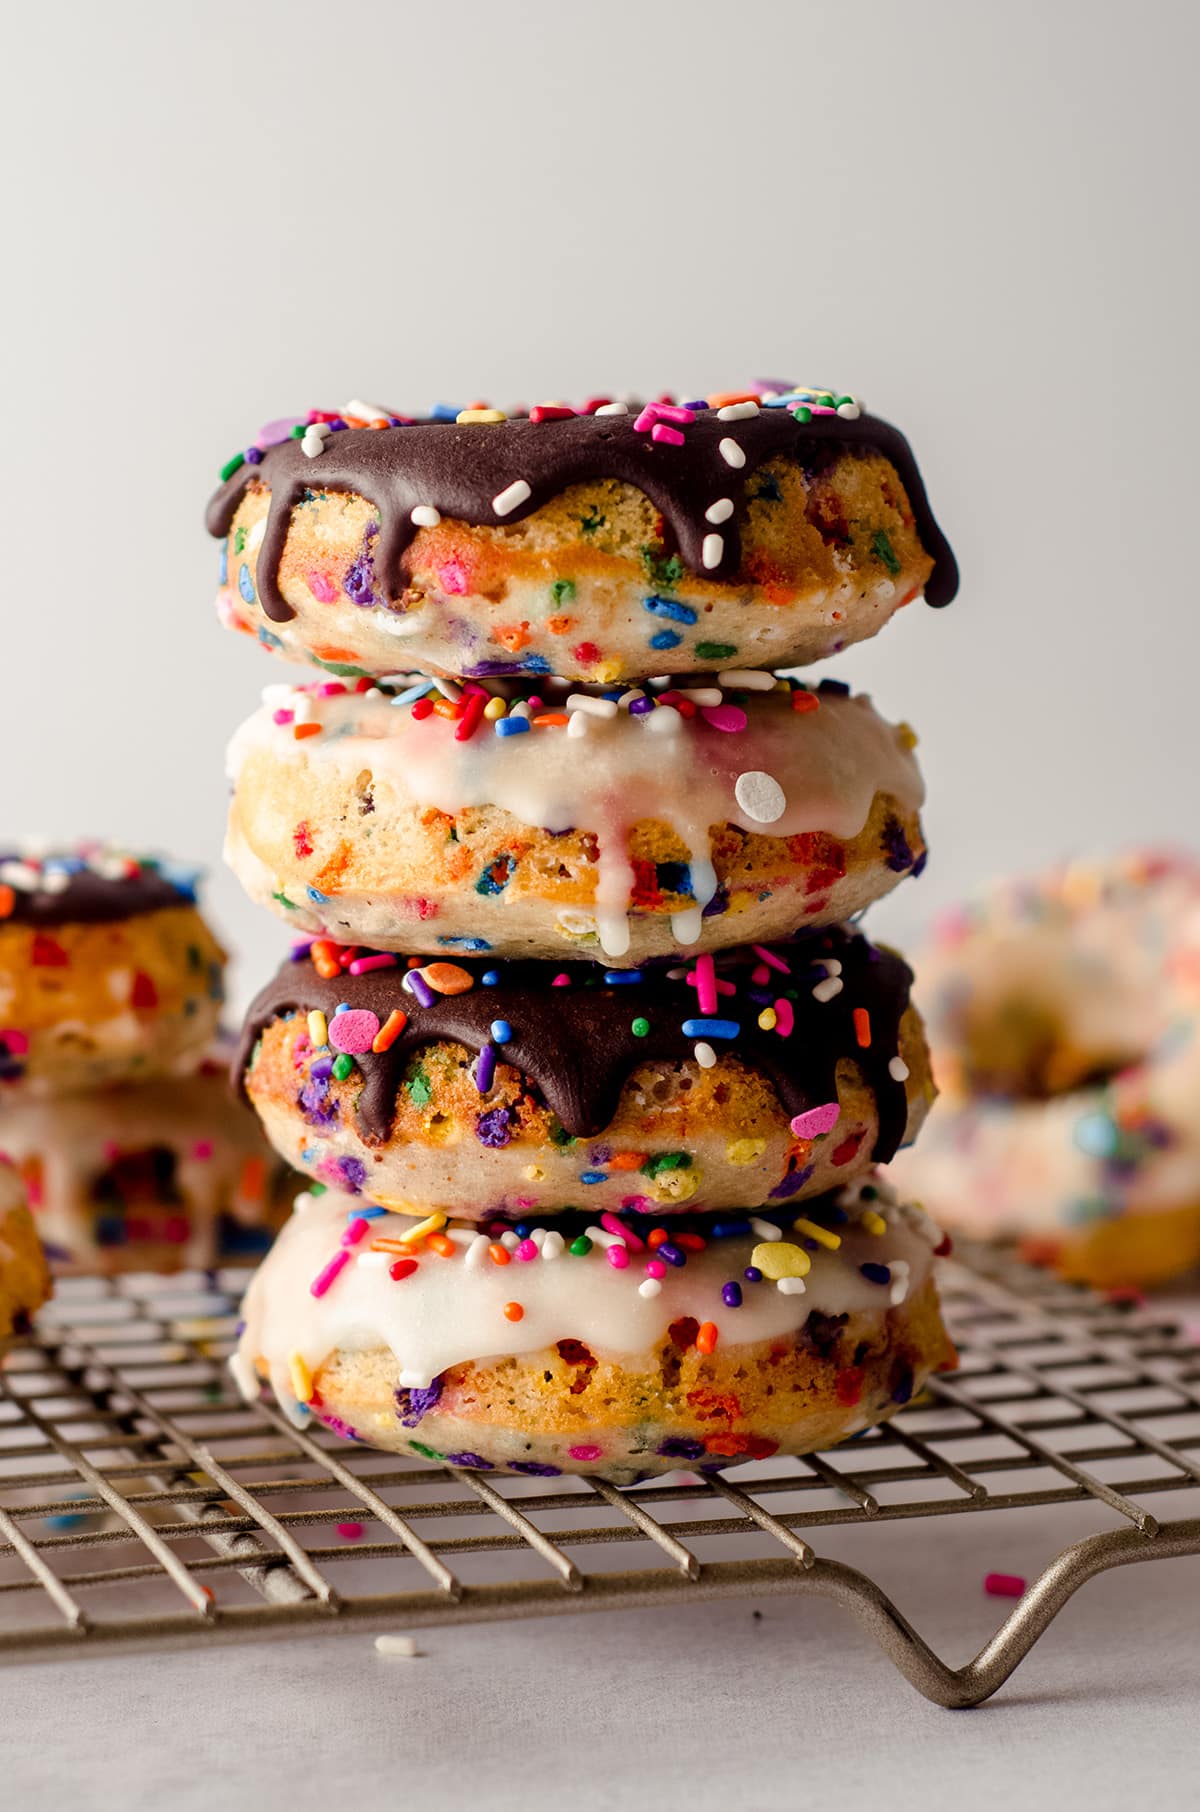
629,696,654,715
395,1378,444,1427
445,1451,495,1469
701,887,730,919
722,1281,743,1308
476,1105,513,1148
244,446,263,465
656,1436,705,1460
338,1156,367,1194
657,1242,686,1267
343,554,378,607
744,1265,763,1283
508,1461,562,1477
475,1042,498,1093
299,1075,339,1128
882,815,914,874
311,1055,334,1080
319,1414,361,1442
405,970,436,1008
466,659,526,677
768,1164,814,1201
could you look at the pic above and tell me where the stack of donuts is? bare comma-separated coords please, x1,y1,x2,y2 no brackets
211,383,962,1480
0,845,288,1279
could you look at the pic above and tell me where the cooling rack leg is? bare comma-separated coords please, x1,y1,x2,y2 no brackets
813,1517,1200,1707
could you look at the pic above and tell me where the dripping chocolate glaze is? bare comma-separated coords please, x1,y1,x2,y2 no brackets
206,408,958,618
235,929,916,1155
0,860,197,929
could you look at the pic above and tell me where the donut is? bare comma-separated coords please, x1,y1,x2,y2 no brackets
0,846,226,1097
231,1173,956,1481
0,1156,51,1341
1,1045,292,1274
236,926,934,1220
206,387,957,685
225,672,926,963
888,851,1200,1287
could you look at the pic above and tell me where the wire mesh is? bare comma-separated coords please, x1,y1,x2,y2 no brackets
1,1244,1198,1704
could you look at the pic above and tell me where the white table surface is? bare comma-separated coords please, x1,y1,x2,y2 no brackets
6,1480,1199,1812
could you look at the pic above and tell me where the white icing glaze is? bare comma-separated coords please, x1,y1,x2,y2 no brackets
226,682,923,957
232,1175,942,1414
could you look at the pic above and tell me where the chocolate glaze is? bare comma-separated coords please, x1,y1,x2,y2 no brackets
236,928,916,1153
207,406,958,619
0,857,198,928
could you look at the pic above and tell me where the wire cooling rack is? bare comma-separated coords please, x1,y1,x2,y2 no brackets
1,1247,1198,1706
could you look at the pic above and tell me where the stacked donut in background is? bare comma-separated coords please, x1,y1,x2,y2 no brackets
212,384,962,1480
0,847,287,1276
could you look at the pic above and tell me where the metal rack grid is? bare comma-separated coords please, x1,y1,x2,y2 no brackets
1,1246,1198,1705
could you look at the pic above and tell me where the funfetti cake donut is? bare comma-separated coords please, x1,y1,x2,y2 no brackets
225,673,926,963
3,1045,292,1274
889,851,1200,1287
232,1174,957,1482
236,927,935,1219
0,1156,51,1341
207,387,958,685
0,846,226,1097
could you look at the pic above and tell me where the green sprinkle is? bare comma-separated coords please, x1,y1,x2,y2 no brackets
408,1440,445,1461
289,424,307,439
641,1151,692,1178
872,529,901,576
792,406,812,424
641,547,685,590
549,1121,577,1148
550,578,576,605
406,1065,433,1106
233,526,246,555
695,641,737,661
631,1016,650,1038
219,451,246,482
332,1053,356,1081
312,655,371,679
271,891,296,911
309,1182,328,1196
579,505,606,535
569,1235,593,1256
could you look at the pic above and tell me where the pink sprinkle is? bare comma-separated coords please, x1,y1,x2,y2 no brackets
0,1030,28,1056
348,953,398,975
606,1244,630,1269
645,1259,667,1280
328,1009,382,1054
551,973,572,987
307,570,338,604
341,1216,371,1247
337,1521,365,1541
318,682,347,697
310,1249,351,1298
700,703,748,733
634,402,695,428
984,1573,1027,1599
651,422,685,446
622,1194,654,1214
437,558,469,595
773,997,795,1037
790,1102,841,1140
190,1140,214,1161
601,1212,644,1253
751,964,770,986
516,1239,539,1262
752,944,792,974
272,709,295,725
692,951,717,1015
569,1444,602,1462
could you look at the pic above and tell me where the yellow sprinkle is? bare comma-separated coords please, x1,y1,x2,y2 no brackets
648,1168,698,1204
523,1164,545,1182
307,1010,328,1048
757,1008,778,1031
897,721,919,750
456,407,507,424
726,1137,766,1166
399,1210,448,1246
861,1209,888,1236
792,1216,841,1250
288,1354,314,1403
751,1240,811,1280
484,697,507,720
594,659,622,685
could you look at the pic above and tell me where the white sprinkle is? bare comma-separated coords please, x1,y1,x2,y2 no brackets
410,505,441,528
293,1192,316,1214
705,497,734,524
566,693,618,719
586,1226,625,1250
750,1217,784,1243
646,704,682,734
889,1260,911,1307
676,687,722,706
566,712,589,740
718,438,746,469
821,959,843,977
356,1249,389,1269
618,689,646,710
247,517,266,553
0,861,40,890
812,976,844,1002
374,1635,420,1658
734,770,787,824
694,1041,717,1069
493,478,532,516
701,533,724,569
300,439,325,459
594,402,629,416
261,683,295,706
306,419,334,438
542,1231,566,1261
837,401,862,420
889,1056,910,1082
499,1230,520,1251
398,1369,432,1388
717,668,776,691
432,675,462,702
509,700,532,721
777,1276,807,1296
672,907,703,946
466,1234,491,1270
446,1226,478,1246
638,1278,663,1299
344,398,391,423
379,614,424,636
717,402,760,422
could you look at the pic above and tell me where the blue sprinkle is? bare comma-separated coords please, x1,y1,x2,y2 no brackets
681,1017,740,1039
819,678,851,696
354,1206,390,1220
495,717,531,736
257,626,284,650
658,1242,686,1267
334,1002,351,1015
722,1282,743,1308
481,970,500,986
1074,1112,1119,1158
219,542,228,585
603,970,644,984
523,654,552,674
580,1171,607,1185
390,680,435,706
430,402,460,421
643,595,698,625
515,1222,533,1239
490,1019,512,1044
437,936,491,951
238,563,256,605
649,629,683,650
860,1262,892,1285
711,1218,753,1239
306,885,330,903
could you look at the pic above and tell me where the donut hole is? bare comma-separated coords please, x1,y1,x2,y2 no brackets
957,995,1141,1101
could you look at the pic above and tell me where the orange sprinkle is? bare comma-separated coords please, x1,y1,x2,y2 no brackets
488,1242,511,1266
495,623,531,653
421,962,475,995
433,698,460,719
372,1008,408,1053
696,1321,719,1355
705,390,761,407
238,1156,267,1203
370,1238,416,1255
853,1007,871,1048
503,1301,525,1322
313,956,341,980
294,722,323,740
647,1227,669,1250
791,690,820,714
0,885,13,919
608,1151,648,1172
532,712,570,726
546,614,575,635
675,1232,707,1252
426,1232,456,1258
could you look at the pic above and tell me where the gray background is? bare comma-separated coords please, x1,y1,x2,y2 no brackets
2,3,1199,1807
3,0,1196,1006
